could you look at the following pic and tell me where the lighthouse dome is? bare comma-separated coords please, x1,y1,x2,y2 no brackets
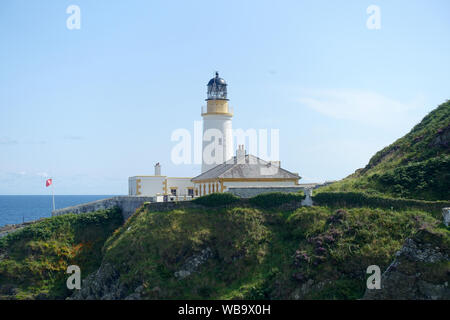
207,72,228,100
207,72,227,86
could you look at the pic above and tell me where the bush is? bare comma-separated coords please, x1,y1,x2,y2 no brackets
249,192,305,208
192,193,241,207
0,208,123,299
0,207,123,247
370,155,450,200
286,207,328,239
312,192,450,217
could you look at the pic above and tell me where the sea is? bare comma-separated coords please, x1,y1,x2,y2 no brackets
0,195,115,227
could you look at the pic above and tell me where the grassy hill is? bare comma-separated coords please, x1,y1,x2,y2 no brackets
319,101,450,200
76,199,447,300
0,208,122,299
0,195,448,300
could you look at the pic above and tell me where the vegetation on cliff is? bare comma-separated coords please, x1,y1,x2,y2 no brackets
312,192,450,217
363,227,450,299
318,101,450,200
0,208,123,299
0,193,447,300
93,201,445,300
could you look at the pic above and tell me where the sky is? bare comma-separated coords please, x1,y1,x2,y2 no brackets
0,0,449,195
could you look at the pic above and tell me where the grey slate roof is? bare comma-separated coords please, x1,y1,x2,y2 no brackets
192,154,300,182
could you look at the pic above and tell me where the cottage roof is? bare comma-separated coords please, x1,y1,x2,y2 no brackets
192,154,300,182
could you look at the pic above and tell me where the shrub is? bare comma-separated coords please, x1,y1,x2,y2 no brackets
0,208,123,299
192,193,241,207
286,207,328,239
370,156,450,200
312,192,450,217
249,192,305,208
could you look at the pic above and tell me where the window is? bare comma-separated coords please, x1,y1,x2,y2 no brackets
188,188,194,197
170,188,177,196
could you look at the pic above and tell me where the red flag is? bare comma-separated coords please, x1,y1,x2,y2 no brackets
46,178,52,187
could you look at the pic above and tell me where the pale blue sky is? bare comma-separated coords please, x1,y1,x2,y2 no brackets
0,0,449,194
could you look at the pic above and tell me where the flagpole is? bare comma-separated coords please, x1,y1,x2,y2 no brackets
51,178,55,216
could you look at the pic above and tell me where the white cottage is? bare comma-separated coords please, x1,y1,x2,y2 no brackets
128,163,194,200
191,145,301,196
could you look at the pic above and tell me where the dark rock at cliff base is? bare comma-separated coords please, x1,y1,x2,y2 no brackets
68,263,141,300
363,229,450,300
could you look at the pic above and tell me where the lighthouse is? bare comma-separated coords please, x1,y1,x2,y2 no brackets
128,72,303,199
201,72,233,173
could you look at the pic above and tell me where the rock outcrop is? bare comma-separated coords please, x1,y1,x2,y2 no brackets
174,247,213,280
443,208,450,227
70,247,214,299
363,229,450,300
69,263,140,300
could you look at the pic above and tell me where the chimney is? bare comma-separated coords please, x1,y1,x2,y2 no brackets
236,145,245,164
154,162,161,176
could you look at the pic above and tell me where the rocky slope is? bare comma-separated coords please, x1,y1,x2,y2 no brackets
363,228,449,299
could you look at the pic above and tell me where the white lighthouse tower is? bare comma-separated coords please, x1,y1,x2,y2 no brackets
201,72,233,173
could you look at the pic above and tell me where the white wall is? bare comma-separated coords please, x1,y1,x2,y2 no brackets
129,176,194,197
202,114,233,173
166,177,194,196
141,176,166,196
128,177,137,195
223,180,297,190
129,176,165,196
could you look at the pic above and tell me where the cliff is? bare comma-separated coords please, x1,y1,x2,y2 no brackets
1,194,448,300
68,197,448,300
363,228,449,299
0,208,122,299
319,101,450,200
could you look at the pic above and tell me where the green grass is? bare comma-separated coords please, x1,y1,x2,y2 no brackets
319,101,450,201
98,204,447,300
192,193,241,207
312,191,450,218
0,208,123,299
1,194,448,300
249,192,305,208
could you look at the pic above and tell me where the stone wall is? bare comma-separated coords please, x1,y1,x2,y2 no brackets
226,186,305,198
52,196,206,221
52,188,317,222
52,196,154,221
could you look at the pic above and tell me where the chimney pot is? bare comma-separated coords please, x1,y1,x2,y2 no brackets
154,162,161,176
236,145,245,163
